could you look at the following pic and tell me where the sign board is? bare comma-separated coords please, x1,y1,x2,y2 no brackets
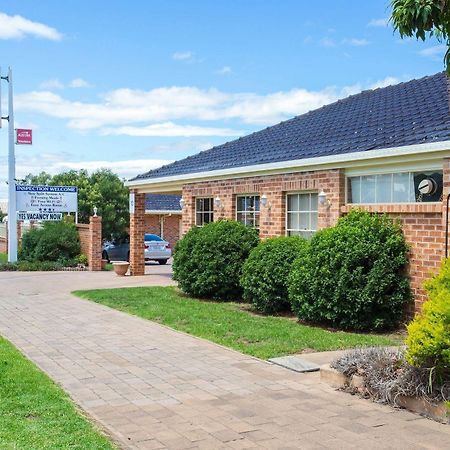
17,211,63,221
16,185,78,213
16,129,32,145
129,192,135,214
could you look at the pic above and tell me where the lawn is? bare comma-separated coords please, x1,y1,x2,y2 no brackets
0,337,116,449
74,286,403,360
0,252,7,263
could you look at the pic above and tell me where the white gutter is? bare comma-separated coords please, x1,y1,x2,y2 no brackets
126,140,450,190
145,209,181,215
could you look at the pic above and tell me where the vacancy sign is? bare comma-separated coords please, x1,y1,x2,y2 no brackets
16,129,32,145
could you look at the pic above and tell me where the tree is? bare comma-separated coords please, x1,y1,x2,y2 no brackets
391,0,450,73
23,169,129,240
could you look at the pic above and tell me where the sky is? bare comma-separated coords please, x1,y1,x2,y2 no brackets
0,0,446,200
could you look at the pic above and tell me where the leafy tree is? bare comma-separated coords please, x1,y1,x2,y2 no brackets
23,169,129,240
391,0,450,73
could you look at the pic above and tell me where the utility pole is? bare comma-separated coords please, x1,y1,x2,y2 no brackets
0,67,17,263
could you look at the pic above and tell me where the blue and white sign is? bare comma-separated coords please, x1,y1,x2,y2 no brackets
16,185,78,213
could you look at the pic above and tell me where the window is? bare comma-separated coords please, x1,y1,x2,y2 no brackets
348,171,443,204
195,197,214,226
236,195,260,228
286,192,318,239
144,234,163,242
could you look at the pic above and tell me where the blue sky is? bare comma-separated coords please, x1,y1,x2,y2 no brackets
0,0,446,199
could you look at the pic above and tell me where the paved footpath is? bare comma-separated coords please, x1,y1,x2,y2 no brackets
0,270,449,450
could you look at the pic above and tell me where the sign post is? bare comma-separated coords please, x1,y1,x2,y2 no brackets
0,67,18,263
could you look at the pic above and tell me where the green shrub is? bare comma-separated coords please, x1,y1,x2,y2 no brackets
20,222,80,263
173,220,259,300
288,210,410,331
76,254,89,266
240,236,308,314
406,260,450,377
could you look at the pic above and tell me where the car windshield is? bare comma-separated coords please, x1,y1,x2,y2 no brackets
144,234,163,242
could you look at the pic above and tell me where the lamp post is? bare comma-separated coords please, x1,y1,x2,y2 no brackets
1,67,17,262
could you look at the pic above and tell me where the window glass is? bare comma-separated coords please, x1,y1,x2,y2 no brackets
361,175,376,203
286,193,318,239
145,234,163,241
236,195,260,229
195,197,214,226
377,174,392,203
348,171,443,204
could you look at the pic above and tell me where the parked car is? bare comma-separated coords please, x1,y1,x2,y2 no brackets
144,234,171,264
102,234,171,265
102,237,129,262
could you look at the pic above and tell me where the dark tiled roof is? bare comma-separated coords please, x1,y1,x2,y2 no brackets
145,194,181,211
132,73,450,181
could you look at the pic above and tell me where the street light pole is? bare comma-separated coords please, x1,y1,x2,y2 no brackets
1,67,17,262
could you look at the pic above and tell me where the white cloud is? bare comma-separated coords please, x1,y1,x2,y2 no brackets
368,18,389,27
0,12,63,40
69,78,92,88
320,37,336,48
101,122,244,137
216,66,232,75
419,45,446,59
343,38,370,47
369,76,400,90
0,152,173,199
39,78,64,90
15,76,403,133
172,51,194,61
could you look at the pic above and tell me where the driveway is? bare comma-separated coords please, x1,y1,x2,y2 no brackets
0,271,448,449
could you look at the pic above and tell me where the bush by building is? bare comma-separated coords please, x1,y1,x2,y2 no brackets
406,260,450,378
288,210,410,331
240,236,308,314
173,220,259,300
20,221,81,264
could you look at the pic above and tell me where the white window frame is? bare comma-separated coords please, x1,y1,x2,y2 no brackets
346,169,443,204
235,194,260,228
285,191,318,238
195,197,214,226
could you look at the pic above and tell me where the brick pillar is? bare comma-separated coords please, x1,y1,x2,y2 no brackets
130,191,145,275
88,215,102,271
181,187,195,236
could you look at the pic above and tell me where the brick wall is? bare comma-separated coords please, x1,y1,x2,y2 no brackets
75,217,102,271
76,223,90,256
144,214,180,248
181,169,345,238
180,163,449,314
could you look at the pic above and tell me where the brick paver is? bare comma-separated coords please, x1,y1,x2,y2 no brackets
0,270,449,449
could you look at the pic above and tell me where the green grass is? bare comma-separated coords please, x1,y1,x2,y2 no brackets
0,337,116,449
0,252,7,263
74,286,403,360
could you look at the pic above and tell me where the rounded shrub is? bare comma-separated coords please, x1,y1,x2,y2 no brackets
20,221,81,263
288,210,410,331
240,236,308,314
406,260,450,376
173,220,259,300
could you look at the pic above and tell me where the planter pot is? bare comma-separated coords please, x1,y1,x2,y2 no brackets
112,261,129,276
101,259,108,270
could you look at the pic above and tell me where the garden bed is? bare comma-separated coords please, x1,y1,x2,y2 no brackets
321,347,449,424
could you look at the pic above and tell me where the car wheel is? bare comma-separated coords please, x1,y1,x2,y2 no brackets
158,259,168,265
102,250,109,263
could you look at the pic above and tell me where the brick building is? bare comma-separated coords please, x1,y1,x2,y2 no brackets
126,73,450,313
144,194,181,249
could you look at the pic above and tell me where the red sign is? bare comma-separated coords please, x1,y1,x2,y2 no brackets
16,129,32,145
